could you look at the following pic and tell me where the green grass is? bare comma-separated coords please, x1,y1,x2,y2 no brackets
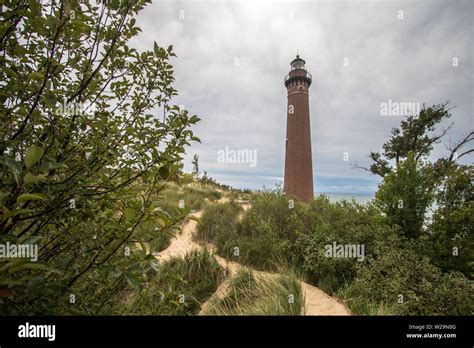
204,269,304,315
336,285,406,315
125,249,225,315
156,182,223,212
133,182,225,254
197,191,474,315
196,197,291,271
195,201,242,243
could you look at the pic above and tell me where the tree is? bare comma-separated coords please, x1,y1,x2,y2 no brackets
192,154,199,180
375,152,432,239
354,103,472,177
0,0,200,314
362,103,473,277
427,162,473,278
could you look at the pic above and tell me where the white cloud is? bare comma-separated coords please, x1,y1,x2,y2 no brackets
131,0,473,193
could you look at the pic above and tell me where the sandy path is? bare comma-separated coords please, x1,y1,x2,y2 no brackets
154,208,350,316
154,212,204,262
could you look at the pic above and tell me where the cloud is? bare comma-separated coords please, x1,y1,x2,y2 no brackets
131,0,473,193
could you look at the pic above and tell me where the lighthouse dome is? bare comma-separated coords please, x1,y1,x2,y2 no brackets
290,55,306,70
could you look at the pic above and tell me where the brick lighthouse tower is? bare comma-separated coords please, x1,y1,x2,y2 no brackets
283,55,314,203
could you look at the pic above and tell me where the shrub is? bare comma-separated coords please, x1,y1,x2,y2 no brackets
426,164,474,278
374,153,433,239
0,0,200,315
197,188,473,315
291,196,398,292
344,241,474,315
195,201,242,243
127,249,225,315
157,183,223,213
204,268,304,315
216,191,302,270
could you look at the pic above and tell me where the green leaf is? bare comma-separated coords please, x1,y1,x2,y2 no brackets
189,115,201,123
27,71,44,81
22,236,42,245
125,274,140,288
0,279,23,287
52,256,73,270
17,193,47,203
14,263,51,272
156,217,167,228
145,254,160,272
24,172,46,184
158,166,169,179
124,208,136,222
136,240,147,254
35,161,67,172
1,208,34,222
25,146,44,169
27,0,41,16
0,259,25,273
0,192,9,206
187,215,202,226
1,260,51,273
1,156,22,184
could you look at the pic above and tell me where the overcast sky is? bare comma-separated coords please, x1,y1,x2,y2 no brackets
130,0,473,194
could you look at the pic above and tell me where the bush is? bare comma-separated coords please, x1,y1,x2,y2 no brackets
426,164,474,278
195,201,242,243
374,153,433,239
157,182,223,213
198,191,395,277
297,197,399,293
204,269,304,315
0,0,200,315
131,206,187,254
215,191,302,270
197,188,473,315
344,241,474,315
127,250,225,315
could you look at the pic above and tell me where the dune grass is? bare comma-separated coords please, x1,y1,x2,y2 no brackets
157,182,223,212
132,182,225,254
194,201,243,243
126,249,225,315
204,269,304,315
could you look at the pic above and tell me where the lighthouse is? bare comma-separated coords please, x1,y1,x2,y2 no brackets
283,55,314,203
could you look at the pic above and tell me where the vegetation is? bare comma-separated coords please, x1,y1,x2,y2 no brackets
198,103,473,315
374,153,432,239
195,201,242,244
363,103,473,278
426,163,473,278
204,269,304,315
196,191,301,271
0,0,470,317
125,250,225,315
0,0,200,314
191,154,199,180
199,189,473,315
158,181,222,213
342,241,473,315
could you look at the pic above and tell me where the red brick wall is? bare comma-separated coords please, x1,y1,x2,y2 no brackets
283,69,314,203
